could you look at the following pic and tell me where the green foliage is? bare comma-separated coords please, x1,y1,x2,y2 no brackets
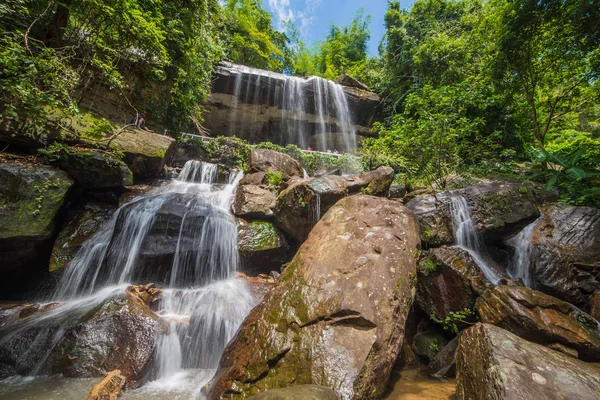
289,10,371,80
266,171,283,186
531,146,599,206
430,308,477,335
223,0,288,71
37,142,74,162
0,0,225,134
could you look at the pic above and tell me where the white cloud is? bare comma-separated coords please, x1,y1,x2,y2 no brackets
268,0,323,39
268,0,296,27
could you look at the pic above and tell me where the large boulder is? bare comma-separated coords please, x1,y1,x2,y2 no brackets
405,181,539,247
207,196,421,399
238,219,289,275
232,185,277,218
0,287,162,384
49,202,115,272
527,205,600,308
0,162,73,291
248,149,303,180
416,246,489,323
476,285,600,361
52,150,133,188
248,385,340,400
108,128,175,180
273,167,394,241
456,323,600,400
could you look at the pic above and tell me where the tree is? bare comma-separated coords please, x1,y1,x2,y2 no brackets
289,9,371,80
222,0,289,71
493,0,600,148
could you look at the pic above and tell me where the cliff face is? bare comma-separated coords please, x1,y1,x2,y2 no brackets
203,62,381,149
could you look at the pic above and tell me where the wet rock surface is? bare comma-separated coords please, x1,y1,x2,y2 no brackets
273,166,394,241
405,181,539,247
456,323,600,400
237,219,289,275
207,195,421,399
476,285,600,361
84,369,126,400
416,247,488,322
528,205,600,308
49,202,115,272
0,290,162,384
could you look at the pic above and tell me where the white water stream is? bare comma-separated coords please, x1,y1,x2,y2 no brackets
449,196,502,284
225,64,357,152
506,219,540,287
0,160,256,399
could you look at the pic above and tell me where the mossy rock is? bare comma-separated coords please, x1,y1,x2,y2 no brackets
53,150,133,189
108,128,175,180
49,202,115,272
0,163,73,240
237,219,289,275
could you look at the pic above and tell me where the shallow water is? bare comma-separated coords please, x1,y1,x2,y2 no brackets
385,365,456,400
0,375,97,400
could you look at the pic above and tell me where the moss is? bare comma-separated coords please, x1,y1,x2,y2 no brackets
245,221,281,251
266,170,283,186
0,165,73,239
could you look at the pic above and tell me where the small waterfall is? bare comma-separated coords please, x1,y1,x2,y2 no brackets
225,64,356,152
449,196,502,284
310,192,321,227
507,220,539,287
0,160,256,397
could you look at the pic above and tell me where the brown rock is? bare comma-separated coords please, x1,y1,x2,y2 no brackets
591,290,600,321
85,369,126,400
528,205,600,308
207,196,421,399
336,74,371,91
248,149,303,180
273,167,394,241
240,172,268,186
456,323,600,400
476,285,600,361
127,283,162,307
416,247,489,323
108,128,175,180
232,185,277,218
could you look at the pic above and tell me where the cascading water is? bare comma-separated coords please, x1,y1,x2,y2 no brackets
449,196,502,284
225,64,356,152
506,219,539,287
0,160,256,399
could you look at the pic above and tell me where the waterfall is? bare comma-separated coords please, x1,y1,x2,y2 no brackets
0,160,256,398
225,64,356,152
449,196,502,284
507,220,539,287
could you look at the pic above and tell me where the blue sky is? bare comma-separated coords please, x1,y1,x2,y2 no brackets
263,1,416,56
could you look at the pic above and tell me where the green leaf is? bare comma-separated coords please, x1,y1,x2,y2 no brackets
565,167,587,180
545,173,559,191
